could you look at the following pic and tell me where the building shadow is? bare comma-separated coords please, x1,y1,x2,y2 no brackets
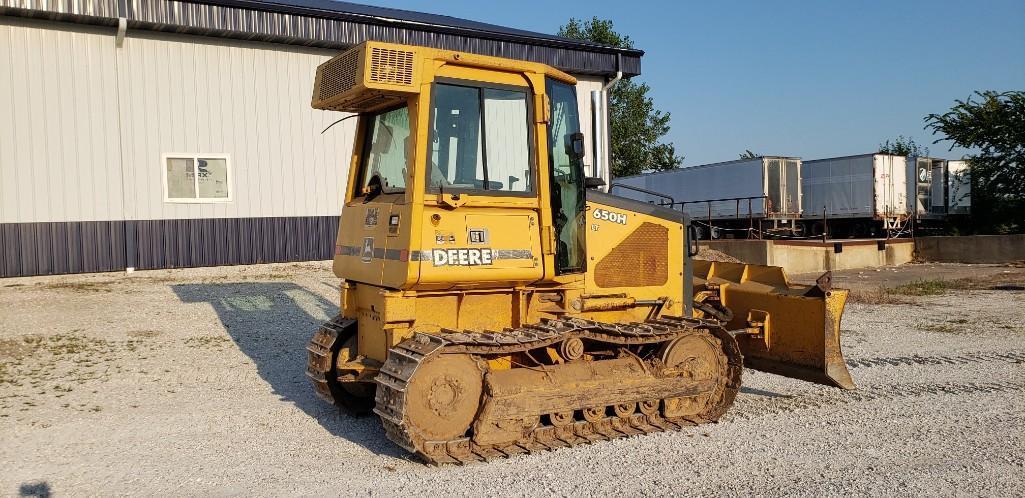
171,281,404,458
19,481,50,498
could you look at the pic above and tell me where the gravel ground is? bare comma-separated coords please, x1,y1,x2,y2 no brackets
1,262,1023,496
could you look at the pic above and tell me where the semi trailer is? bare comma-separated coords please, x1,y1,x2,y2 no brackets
801,153,909,238
614,156,804,238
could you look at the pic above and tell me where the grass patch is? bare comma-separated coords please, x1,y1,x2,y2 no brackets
847,288,913,305
39,281,113,293
889,279,960,296
184,336,231,349
900,271,1025,294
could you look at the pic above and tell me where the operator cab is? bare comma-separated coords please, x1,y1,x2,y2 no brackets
317,42,590,290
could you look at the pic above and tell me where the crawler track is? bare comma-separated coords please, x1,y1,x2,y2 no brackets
373,316,742,465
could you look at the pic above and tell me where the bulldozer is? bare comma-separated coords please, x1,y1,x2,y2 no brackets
305,41,855,464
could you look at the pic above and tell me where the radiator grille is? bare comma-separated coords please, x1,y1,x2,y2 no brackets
594,223,669,288
369,47,414,86
317,49,358,102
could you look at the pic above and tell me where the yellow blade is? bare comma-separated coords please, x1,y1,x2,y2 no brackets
693,261,856,390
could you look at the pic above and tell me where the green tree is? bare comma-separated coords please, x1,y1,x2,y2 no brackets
739,149,760,159
558,17,682,177
878,135,929,157
926,90,1025,233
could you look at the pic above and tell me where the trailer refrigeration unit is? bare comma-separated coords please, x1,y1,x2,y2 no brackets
801,153,909,238
946,160,971,216
908,156,971,229
613,156,803,239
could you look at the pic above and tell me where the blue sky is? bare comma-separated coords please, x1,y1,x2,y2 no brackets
360,0,1025,165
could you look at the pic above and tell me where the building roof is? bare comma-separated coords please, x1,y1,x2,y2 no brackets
0,0,643,77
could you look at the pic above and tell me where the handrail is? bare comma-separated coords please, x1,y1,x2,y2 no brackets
608,183,675,206
674,195,768,207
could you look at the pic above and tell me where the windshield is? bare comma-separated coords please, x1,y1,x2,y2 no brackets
356,106,409,195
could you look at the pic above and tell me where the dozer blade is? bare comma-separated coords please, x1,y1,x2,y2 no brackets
693,261,856,390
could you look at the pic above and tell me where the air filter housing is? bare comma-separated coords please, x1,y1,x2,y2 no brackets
312,41,423,113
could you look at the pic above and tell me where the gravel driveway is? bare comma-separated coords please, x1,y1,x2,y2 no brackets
1,262,1023,496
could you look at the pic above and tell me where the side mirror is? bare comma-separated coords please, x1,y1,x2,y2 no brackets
584,176,607,189
687,224,700,257
570,132,585,159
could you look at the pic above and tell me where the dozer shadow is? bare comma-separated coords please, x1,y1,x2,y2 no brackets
170,280,404,458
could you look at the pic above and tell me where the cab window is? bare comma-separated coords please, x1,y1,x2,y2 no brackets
427,82,532,193
355,105,409,196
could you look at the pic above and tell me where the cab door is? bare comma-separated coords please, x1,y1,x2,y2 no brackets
545,78,587,274
416,75,544,288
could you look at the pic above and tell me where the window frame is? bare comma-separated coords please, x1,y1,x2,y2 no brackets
351,103,411,200
161,153,233,204
425,77,537,197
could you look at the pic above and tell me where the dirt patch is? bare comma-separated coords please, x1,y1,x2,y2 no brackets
695,249,743,263
127,330,161,339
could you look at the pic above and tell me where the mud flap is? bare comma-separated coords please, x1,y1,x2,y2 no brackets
693,261,856,390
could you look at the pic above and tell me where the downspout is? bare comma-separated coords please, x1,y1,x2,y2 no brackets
591,54,622,192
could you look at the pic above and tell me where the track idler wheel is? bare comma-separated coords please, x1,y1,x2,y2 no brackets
403,354,484,443
305,317,375,415
659,327,742,422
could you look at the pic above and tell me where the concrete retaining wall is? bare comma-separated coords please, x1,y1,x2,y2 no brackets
915,235,1025,263
700,239,915,275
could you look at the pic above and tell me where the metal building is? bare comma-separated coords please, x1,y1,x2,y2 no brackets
0,0,642,277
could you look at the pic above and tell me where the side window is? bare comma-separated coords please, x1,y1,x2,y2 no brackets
546,79,586,274
355,106,410,196
428,83,531,193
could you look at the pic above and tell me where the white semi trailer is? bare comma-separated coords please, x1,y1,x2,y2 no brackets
613,156,803,239
801,153,909,238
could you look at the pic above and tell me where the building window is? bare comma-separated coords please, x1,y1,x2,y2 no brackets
162,154,232,202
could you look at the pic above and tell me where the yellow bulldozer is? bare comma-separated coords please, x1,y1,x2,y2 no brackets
305,41,855,464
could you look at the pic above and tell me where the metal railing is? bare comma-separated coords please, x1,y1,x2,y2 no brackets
673,196,769,240
608,183,675,207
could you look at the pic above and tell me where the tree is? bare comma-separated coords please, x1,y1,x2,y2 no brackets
558,17,682,177
739,150,759,159
926,90,1025,233
878,135,929,157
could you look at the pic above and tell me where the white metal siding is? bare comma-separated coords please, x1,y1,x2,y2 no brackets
1,20,608,225
0,20,352,223
573,75,604,177
0,19,124,223
116,32,353,220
